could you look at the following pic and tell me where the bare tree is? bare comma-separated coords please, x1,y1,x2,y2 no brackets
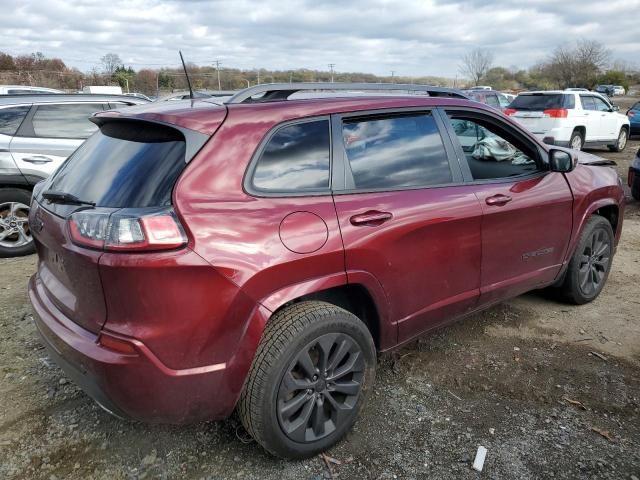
548,40,609,88
460,49,494,85
101,53,122,75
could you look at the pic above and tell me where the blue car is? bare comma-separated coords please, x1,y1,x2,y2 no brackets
629,147,640,201
627,101,640,136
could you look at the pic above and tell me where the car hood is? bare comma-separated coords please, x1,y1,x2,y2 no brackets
553,146,617,166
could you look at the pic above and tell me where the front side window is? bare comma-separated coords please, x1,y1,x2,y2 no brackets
252,119,331,192
592,96,611,112
32,103,104,139
446,113,539,180
0,105,30,135
341,113,451,190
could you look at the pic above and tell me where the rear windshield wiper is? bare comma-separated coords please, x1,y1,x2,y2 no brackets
42,190,96,207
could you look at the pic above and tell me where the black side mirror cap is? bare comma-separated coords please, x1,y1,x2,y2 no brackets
612,105,620,112
543,136,555,146
549,149,575,173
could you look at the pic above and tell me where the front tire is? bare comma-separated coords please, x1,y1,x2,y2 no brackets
0,188,35,258
608,128,628,152
238,301,376,459
559,215,614,304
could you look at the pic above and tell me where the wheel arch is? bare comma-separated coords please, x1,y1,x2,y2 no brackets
259,272,393,350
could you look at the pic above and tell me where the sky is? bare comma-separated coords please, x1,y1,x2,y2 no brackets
0,0,638,78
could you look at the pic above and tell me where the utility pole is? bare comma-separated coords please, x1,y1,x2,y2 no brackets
328,63,335,83
213,60,222,90
391,71,395,83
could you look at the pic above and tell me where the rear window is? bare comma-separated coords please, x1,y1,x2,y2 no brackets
0,105,30,135
510,94,574,110
46,121,187,208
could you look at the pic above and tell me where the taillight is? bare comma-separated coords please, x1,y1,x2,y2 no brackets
68,208,187,252
628,110,636,118
98,332,137,354
543,108,568,118
503,108,517,116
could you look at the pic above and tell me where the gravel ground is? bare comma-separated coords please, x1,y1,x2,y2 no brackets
1,98,639,479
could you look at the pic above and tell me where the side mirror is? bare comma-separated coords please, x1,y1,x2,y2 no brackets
611,105,620,112
542,136,555,146
549,149,574,173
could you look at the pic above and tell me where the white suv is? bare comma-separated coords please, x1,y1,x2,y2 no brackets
505,91,630,152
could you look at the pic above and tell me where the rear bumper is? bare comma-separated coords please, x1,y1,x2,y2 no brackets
29,273,259,424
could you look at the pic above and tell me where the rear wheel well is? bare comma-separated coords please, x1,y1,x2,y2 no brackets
277,284,381,349
593,205,618,233
573,126,586,138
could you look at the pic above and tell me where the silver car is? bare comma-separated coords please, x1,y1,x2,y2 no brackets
0,94,148,257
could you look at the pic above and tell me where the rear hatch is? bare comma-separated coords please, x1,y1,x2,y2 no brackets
506,93,574,134
30,117,211,333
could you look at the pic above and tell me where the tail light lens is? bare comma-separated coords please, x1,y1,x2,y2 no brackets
628,110,636,118
543,108,568,118
69,208,187,252
503,108,517,116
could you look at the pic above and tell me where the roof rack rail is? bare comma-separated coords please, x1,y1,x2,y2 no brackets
225,82,468,104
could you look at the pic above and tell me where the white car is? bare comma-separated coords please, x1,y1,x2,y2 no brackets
505,90,630,152
0,85,63,95
612,85,626,96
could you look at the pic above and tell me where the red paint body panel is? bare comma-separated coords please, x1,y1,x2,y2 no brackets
28,94,625,425
333,186,483,343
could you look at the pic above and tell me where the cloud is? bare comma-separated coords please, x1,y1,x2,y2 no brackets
0,0,637,77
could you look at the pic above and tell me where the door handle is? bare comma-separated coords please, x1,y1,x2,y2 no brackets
23,155,53,164
485,194,512,206
350,210,393,226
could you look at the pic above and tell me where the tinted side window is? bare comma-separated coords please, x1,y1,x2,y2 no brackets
0,106,30,135
341,114,451,190
32,103,104,139
446,113,539,180
252,120,330,192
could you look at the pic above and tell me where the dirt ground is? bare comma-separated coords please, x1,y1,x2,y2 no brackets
1,98,639,480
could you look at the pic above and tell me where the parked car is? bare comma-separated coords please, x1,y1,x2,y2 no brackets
27,83,624,459
0,94,148,257
612,85,626,96
469,85,492,90
629,147,640,200
463,89,512,109
0,85,63,95
595,85,615,97
565,88,589,92
125,92,153,102
626,101,640,135
504,91,630,151
82,86,123,95
157,90,236,102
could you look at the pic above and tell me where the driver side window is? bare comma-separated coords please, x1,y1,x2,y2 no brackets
446,114,539,180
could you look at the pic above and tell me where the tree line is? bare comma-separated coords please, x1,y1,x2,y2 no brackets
1,41,638,96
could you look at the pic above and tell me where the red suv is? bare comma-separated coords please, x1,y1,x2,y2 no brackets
28,83,624,459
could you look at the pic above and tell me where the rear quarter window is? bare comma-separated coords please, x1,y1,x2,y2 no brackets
250,119,331,193
0,105,30,135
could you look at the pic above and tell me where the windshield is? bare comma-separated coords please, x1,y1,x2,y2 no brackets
47,121,187,208
509,94,574,110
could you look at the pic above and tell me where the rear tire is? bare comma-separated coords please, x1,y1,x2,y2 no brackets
238,301,376,459
0,188,35,258
608,128,628,152
558,215,613,304
569,130,584,151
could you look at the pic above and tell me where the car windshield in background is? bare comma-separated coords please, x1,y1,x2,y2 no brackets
509,94,574,110
46,122,186,208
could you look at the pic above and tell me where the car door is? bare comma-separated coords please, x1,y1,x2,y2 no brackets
331,109,483,344
442,107,573,306
591,95,619,141
579,95,603,141
9,102,105,182
0,104,32,181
